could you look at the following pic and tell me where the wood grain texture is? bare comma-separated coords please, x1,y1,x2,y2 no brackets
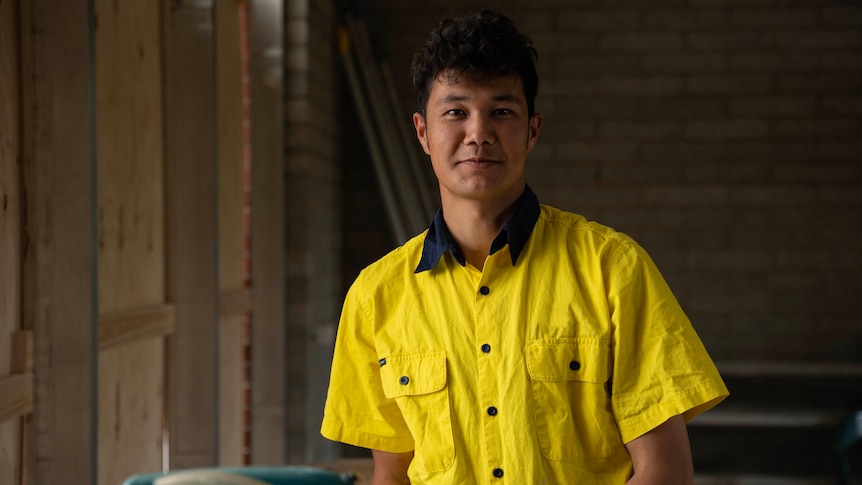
95,0,165,316
11,330,33,374
24,1,96,483
98,304,174,351
0,373,33,422
0,0,23,481
98,339,164,484
93,1,167,482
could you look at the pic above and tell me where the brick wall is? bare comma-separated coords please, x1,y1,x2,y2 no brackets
346,0,862,363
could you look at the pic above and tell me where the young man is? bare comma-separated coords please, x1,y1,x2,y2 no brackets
322,10,728,484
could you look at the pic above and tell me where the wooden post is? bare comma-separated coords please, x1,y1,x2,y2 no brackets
0,0,23,481
163,0,219,470
216,0,247,467
248,0,286,466
22,0,97,483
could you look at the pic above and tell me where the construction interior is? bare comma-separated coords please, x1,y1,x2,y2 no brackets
1,0,861,484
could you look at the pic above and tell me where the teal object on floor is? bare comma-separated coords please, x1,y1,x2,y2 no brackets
120,466,356,485
836,410,862,485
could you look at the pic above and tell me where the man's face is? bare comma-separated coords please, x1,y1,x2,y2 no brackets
413,72,542,207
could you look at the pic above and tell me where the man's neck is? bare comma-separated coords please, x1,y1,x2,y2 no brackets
441,192,521,271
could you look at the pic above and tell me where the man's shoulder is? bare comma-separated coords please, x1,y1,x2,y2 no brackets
537,204,636,248
355,230,427,285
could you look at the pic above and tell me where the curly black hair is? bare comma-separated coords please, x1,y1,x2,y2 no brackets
411,10,539,116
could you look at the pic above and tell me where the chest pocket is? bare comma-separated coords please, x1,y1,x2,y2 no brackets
526,338,622,459
380,351,454,474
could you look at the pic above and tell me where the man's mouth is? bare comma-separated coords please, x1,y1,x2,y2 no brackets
458,157,500,167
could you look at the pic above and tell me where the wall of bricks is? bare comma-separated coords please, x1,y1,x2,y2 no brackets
344,0,862,363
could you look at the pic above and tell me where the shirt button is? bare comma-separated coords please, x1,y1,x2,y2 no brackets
487,406,498,416
492,468,504,478
569,360,581,371
481,343,491,353
479,286,490,295
399,376,410,385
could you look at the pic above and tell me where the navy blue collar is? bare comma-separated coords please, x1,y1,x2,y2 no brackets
414,186,541,273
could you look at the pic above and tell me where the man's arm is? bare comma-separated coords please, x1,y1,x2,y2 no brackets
371,449,413,485
624,414,694,485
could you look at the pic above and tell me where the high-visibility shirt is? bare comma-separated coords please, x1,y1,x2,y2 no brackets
321,187,728,484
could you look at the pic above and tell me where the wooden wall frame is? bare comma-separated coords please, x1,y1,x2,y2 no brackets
23,0,97,483
163,0,219,470
248,0,287,466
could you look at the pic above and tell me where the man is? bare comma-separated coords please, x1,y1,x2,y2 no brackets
322,10,728,484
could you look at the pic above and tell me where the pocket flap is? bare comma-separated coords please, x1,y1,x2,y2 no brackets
525,338,609,383
380,351,447,398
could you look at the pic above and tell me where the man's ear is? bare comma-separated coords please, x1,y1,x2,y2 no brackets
413,112,431,155
527,113,543,153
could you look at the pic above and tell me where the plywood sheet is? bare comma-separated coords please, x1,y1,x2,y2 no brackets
98,339,165,485
95,0,165,315
93,1,166,483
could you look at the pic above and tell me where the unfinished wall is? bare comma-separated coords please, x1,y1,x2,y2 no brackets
358,0,862,363
1,1,265,483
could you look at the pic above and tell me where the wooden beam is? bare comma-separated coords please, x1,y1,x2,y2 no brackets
248,0,286,465
219,288,251,319
0,373,33,423
163,0,219,470
23,2,96,484
11,331,33,374
1,0,24,481
98,304,175,351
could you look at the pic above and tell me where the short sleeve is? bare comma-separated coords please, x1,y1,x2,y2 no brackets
320,279,415,453
606,240,728,444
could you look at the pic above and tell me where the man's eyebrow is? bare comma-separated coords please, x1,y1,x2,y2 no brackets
491,94,520,103
436,93,520,104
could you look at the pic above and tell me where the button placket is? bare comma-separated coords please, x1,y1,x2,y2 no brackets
475,272,503,479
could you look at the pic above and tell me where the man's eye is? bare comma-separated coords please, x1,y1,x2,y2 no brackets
494,108,513,116
445,109,465,116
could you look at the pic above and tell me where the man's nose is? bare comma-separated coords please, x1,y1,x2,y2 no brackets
464,114,495,145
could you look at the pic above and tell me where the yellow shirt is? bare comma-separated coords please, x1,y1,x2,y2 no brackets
321,195,728,484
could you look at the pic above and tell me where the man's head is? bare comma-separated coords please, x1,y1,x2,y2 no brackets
411,10,539,117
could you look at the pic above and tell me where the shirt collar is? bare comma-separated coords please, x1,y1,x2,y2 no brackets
414,186,541,273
